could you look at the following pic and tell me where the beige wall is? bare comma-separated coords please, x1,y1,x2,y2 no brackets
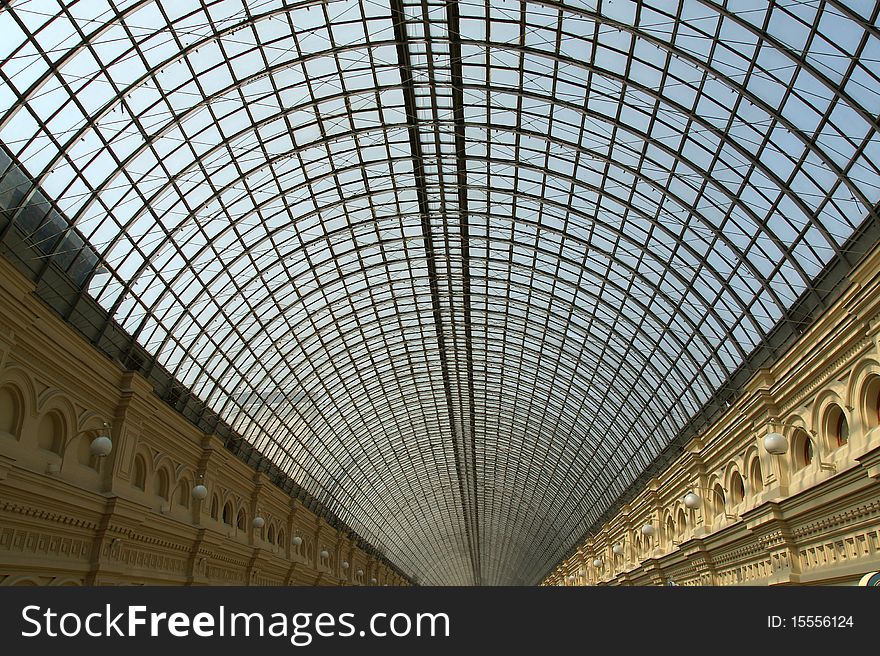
545,247,880,586
0,258,405,586
3,237,880,588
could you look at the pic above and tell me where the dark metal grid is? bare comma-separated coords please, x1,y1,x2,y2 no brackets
0,0,879,585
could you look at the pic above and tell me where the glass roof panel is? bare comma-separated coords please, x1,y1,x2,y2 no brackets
1,0,878,585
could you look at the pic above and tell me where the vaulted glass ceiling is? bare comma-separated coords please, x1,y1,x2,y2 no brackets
1,0,879,585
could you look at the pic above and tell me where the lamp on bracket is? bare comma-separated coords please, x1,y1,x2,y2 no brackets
762,417,814,456
765,421,836,473
192,473,208,501
46,421,113,474
683,485,737,521
683,491,701,510
763,432,788,455
90,423,113,458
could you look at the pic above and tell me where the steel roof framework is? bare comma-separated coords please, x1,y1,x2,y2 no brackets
0,0,878,584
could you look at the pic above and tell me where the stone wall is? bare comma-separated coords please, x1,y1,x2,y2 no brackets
545,246,880,586
0,258,405,586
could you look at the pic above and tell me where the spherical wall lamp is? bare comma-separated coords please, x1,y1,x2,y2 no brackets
192,484,208,500
320,548,329,559
370,577,377,584
567,574,575,582
612,542,624,556
763,432,788,455
357,569,364,577
683,492,701,509
252,516,265,529
90,435,113,457
292,535,303,547
592,558,602,568
342,560,349,570
641,523,656,537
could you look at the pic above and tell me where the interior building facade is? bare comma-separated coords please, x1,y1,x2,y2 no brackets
1,0,880,586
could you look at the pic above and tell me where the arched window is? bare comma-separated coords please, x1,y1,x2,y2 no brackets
665,517,675,545
750,458,764,493
793,430,814,470
803,438,814,465
267,524,276,544
836,410,849,447
37,412,63,454
210,495,220,520
713,484,726,516
178,480,190,508
222,502,233,525
823,404,849,448
730,471,745,505
236,509,247,531
676,509,687,537
874,379,880,426
859,375,880,431
132,455,147,490
154,469,170,501
277,529,285,547
0,386,22,438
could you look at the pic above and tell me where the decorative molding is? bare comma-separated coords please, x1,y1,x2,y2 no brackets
1,500,99,530
546,257,880,586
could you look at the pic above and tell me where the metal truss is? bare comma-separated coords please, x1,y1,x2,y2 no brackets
1,0,879,585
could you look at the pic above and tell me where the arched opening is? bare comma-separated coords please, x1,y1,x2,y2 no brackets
236,509,247,531
793,429,814,470
665,517,675,546
178,480,190,508
676,509,687,538
713,484,726,516
0,385,22,438
750,458,764,494
37,412,63,454
210,495,220,520
864,374,880,430
824,404,849,448
804,438,815,466
277,529,285,547
730,471,745,505
132,455,146,490
222,502,233,526
267,524,276,544
154,468,170,501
